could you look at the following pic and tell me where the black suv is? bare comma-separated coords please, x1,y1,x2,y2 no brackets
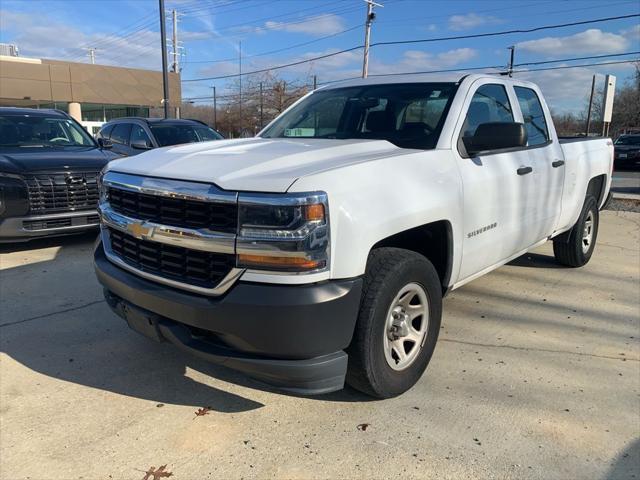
0,107,117,242
97,118,223,157
614,134,640,170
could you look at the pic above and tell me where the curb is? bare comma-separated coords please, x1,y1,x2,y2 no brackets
605,192,640,212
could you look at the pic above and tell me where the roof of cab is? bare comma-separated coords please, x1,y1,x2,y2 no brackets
319,73,538,90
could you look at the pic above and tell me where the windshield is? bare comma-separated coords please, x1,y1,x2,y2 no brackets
0,114,95,148
150,124,223,147
261,82,457,150
615,135,640,146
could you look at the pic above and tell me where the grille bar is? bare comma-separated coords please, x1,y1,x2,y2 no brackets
26,171,99,214
107,227,235,289
107,187,237,234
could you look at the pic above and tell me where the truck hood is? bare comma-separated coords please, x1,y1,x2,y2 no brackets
0,146,116,175
107,137,413,192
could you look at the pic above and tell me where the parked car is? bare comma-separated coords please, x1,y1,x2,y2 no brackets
96,118,223,157
0,107,117,242
94,74,613,398
613,134,640,170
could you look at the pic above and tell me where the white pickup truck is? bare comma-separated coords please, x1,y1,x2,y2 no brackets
94,73,613,398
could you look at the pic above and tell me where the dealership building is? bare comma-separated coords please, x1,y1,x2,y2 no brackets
0,47,181,131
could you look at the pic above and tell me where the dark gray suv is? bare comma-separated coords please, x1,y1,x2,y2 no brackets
97,118,223,157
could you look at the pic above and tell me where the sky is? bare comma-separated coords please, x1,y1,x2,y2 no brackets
0,0,639,114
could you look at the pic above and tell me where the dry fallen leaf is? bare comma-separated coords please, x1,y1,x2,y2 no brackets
142,464,172,480
194,406,213,419
357,423,370,431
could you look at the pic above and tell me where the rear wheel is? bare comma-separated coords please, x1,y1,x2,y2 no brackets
553,195,599,267
346,248,442,398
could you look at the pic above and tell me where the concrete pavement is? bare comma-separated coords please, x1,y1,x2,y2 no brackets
1,211,639,480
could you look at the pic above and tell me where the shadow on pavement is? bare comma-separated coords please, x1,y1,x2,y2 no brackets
0,230,99,254
1,234,372,413
508,252,567,269
605,437,640,480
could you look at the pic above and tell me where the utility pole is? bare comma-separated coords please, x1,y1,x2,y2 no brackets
159,0,170,118
259,82,264,129
238,40,242,136
170,9,180,73
585,74,596,136
85,47,97,64
362,0,383,78
507,46,515,77
211,85,217,130
313,75,317,90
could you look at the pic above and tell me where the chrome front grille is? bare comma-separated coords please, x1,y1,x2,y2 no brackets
99,171,243,296
26,171,99,213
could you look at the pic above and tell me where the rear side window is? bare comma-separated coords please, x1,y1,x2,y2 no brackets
110,123,131,145
130,124,152,146
514,87,549,146
99,124,115,139
462,84,514,137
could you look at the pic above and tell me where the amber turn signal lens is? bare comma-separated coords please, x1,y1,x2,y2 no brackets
238,254,324,270
305,204,325,222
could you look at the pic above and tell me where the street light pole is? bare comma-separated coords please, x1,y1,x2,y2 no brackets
211,85,217,130
159,0,170,118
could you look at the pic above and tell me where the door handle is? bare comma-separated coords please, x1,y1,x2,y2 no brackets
552,160,565,168
517,166,533,175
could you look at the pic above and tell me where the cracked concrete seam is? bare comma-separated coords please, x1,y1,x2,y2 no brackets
441,338,639,362
0,299,105,328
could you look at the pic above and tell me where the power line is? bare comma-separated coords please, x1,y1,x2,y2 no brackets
370,13,640,48
183,13,640,82
183,54,639,101
514,59,639,73
185,25,362,65
514,51,640,67
183,45,364,82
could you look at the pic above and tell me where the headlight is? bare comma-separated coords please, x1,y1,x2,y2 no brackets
236,192,330,273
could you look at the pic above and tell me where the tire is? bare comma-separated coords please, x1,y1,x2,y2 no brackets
346,248,442,398
553,195,599,267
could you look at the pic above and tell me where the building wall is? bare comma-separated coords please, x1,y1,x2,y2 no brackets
0,57,181,107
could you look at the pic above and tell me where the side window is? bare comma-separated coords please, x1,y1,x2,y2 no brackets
514,86,549,146
130,124,152,146
110,123,131,145
99,124,115,139
462,84,514,137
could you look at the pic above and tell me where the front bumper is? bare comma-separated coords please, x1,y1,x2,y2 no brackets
94,243,363,395
0,210,100,242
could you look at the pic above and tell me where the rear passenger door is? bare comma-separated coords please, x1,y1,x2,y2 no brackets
513,85,565,239
453,81,538,281
109,123,132,156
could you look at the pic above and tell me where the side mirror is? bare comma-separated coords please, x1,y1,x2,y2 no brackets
131,139,152,150
98,137,113,149
463,122,527,157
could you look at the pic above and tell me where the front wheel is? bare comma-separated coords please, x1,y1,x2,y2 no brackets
346,248,442,398
553,195,599,267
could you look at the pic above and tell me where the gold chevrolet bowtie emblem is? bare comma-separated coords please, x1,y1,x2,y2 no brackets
127,222,150,239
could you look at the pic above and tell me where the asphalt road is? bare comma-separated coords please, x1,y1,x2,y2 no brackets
612,170,640,195
1,211,639,480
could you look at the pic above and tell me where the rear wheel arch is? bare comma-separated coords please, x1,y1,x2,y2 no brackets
369,220,453,292
587,174,607,207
